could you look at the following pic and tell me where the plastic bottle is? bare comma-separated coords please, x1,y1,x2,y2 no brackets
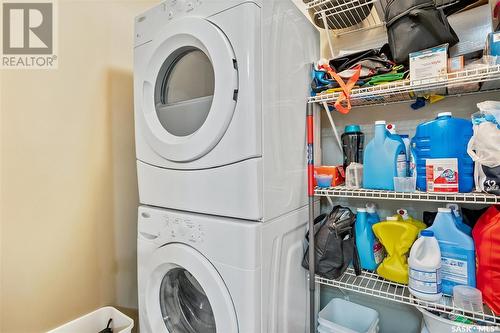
411,112,474,192
400,134,411,176
365,202,380,223
386,123,397,134
373,216,420,284
426,208,476,295
396,209,427,230
364,121,407,190
341,125,364,171
409,230,442,302
446,203,472,236
472,205,500,315
355,207,383,271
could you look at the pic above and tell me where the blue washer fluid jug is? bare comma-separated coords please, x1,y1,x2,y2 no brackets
411,112,474,192
426,207,476,295
364,121,407,190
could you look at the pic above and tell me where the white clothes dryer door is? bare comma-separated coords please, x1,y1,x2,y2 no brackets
139,17,238,163
143,243,238,333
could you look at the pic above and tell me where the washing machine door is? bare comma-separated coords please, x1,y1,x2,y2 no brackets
144,243,238,333
140,17,238,163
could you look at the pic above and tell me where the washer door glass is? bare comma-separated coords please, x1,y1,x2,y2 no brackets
155,49,215,137
159,267,216,333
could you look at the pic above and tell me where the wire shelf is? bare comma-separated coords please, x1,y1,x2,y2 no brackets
305,0,384,36
314,186,500,204
309,65,500,107
316,268,500,327
305,0,458,37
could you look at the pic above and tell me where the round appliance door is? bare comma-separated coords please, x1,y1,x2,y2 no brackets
144,243,238,333
141,17,238,163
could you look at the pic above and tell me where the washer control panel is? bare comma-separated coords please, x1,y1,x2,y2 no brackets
162,214,205,243
161,0,203,20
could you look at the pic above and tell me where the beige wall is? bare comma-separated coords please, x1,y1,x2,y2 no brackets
0,1,155,332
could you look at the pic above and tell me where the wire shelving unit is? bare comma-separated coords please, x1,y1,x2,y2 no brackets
316,268,500,327
315,186,500,204
309,64,500,108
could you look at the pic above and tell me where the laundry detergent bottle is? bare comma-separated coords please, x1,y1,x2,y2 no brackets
355,207,384,271
364,121,407,190
373,216,420,284
426,208,476,295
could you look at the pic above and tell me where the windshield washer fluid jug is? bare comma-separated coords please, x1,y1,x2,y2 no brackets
411,112,474,192
426,208,476,295
364,121,407,190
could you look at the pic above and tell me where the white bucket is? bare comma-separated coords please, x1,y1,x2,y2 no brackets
417,307,498,333
47,306,134,333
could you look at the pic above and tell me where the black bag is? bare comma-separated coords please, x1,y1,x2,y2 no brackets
302,206,361,280
385,0,459,64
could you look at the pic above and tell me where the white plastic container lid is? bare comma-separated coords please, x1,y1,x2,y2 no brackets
357,208,367,213
438,208,452,213
438,112,452,117
375,120,386,125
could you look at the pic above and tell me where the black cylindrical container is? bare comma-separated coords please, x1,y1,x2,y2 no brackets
341,124,364,170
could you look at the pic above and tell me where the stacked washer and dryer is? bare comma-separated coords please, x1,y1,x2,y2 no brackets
134,1,319,332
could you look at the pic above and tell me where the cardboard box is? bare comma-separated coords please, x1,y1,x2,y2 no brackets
426,158,459,193
410,45,448,83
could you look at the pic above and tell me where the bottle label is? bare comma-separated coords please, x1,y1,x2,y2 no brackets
409,267,441,294
397,152,407,177
441,256,468,284
373,240,385,264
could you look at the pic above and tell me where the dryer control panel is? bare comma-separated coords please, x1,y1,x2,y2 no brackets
161,0,203,20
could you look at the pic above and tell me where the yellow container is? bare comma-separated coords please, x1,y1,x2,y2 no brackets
372,216,423,284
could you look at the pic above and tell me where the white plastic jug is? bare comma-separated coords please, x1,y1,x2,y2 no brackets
409,230,442,302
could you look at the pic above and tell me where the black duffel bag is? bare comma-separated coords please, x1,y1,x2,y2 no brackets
302,205,361,280
385,0,459,64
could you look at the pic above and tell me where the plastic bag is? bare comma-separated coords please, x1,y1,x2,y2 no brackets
467,101,500,194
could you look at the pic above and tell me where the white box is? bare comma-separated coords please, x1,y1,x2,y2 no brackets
410,45,448,83
426,158,459,193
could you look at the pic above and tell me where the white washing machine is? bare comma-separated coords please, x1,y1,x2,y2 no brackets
134,0,319,221
138,204,314,333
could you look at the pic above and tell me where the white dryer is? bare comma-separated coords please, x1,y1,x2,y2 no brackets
137,205,313,333
134,0,319,221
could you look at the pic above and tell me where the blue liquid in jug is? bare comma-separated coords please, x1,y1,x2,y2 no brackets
411,112,474,192
364,121,407,190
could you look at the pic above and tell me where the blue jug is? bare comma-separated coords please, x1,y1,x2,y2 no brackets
364,121,407,190
411,112,474,192
355,208,383,271
426,207,476,295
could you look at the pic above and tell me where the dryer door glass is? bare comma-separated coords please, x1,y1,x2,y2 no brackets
159,267,216,333
155,48,215,137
